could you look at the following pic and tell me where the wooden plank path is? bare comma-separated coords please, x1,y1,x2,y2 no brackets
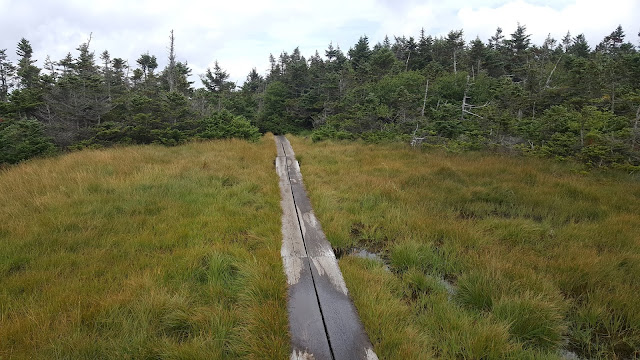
275,136,378,360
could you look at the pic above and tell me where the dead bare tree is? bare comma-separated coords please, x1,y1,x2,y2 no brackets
461,75,489,121
633,104,640,150
420,79,429,117
405,51,411,72
453,50,457,74
168,30,176,93
545,55,563,88
411,123,425,147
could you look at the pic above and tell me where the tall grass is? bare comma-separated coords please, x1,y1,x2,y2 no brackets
0,138,289,359
290,137,640,359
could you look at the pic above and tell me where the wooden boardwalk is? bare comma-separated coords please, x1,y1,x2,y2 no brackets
275,136,378,360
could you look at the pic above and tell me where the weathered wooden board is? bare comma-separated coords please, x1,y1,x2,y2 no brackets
275,135,378,360
309,257,377,359
286,256,333,359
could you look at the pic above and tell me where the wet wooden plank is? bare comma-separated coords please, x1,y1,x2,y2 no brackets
287,157,303,185
276,135,378,360
286,256,333,360
309,257,378,360
275,135,295,157
279,183,307,258
275,135,286,157
290,183,335,258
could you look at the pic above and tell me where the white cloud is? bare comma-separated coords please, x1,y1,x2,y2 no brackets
458,0,640,45
1,0,637,85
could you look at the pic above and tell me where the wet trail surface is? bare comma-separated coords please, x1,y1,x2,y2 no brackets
275,136,378,360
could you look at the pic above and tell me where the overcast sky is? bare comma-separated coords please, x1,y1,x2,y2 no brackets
1,0,638,85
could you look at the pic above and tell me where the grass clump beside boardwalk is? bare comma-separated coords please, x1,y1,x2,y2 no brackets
289,136,640,359
0,137,289,359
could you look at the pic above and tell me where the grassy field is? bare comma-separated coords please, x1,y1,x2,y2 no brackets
290,137,640,359
0,138,289,359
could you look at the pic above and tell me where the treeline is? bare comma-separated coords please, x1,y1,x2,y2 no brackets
1,25,639,168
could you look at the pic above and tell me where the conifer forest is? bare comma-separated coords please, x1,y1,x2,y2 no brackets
1,25,639,168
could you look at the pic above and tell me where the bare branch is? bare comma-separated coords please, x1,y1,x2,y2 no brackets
463,109,484,119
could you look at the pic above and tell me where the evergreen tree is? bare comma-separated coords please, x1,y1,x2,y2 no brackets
506,23,531,80
100,50,112,100
11,39,42,119
201,61,233,93
59,53,75,75
241,68,264,94
0,49,15,102
488,27,505,50
416,28,433,68
201,61,234,110
445,30,465,73
469,37,486,74
348,36,372,72
136,52,158,83
562,31,572,52
568,34,591,58
15,38,40,89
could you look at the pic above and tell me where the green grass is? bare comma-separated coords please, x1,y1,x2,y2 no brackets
0,137,289,359
289,136,640,359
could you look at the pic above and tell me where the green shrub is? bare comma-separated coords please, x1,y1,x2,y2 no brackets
311,125,355,142
198,110,260,141
0,119,56,164
90,120,188,146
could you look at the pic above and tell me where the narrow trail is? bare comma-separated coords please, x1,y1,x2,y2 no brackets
275,136,378,360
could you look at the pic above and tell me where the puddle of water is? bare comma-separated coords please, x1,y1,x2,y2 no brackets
559,349,581,360
347,248,390,271
350,249,383,261
435,277,457,299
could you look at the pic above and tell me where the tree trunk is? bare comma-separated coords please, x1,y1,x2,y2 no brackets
453,51,457,74
168,30,176,93
611,83,615,113
405,51,411,72
545,55,562,88
633,104,640,150
532,101,536,120
421,80,429,117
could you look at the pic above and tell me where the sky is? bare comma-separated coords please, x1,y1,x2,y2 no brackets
1,0,638,85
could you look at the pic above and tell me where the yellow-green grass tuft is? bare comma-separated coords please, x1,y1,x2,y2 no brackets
0,137,289,359
290,136,640,359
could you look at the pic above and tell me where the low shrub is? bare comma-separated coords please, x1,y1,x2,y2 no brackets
0,119,56,164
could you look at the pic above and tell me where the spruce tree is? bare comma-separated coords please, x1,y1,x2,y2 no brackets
16,38,40,89
0,49,15,102
348,36,372,72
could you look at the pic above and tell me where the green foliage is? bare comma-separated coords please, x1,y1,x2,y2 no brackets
0,119,56,164
86,110,259,148
2,27,639,166
257,81,291,134
311,125,355,142
198,110,260,141
89,119,187,146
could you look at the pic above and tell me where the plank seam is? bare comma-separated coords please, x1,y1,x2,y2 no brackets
286,155,336,360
